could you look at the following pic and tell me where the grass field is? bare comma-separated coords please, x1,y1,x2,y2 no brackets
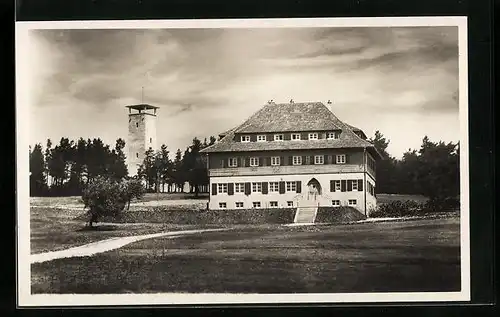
31,217,460,294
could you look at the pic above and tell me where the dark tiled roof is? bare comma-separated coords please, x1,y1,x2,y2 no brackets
201,101,382,159
234,102,342,133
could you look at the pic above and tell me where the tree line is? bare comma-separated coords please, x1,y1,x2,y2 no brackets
370,131,460,201
29,131,460,201
29,136,216,197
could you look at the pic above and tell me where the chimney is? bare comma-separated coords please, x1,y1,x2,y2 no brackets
290,99,294,104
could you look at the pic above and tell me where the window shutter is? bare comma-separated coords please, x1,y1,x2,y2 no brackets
266,157,271,166
324,155,328,164
279,181,286,194
245,157,250,167
212,183,217,195
220,159,225,168
296,181,301,193
302,156,307,165
228,183,234,195
284,133,291,141
280,156,285,166
341,180,347,192
333,155,337,164
330,180,334,192
288,156,293,165
262,182,268,194
327,155,333,164
244,182,251,195
358,179,363,191
347,180,353,191
310,156,315,165
250,134,257,142
258,157,263,166
346,154,350,164
301,132,308,140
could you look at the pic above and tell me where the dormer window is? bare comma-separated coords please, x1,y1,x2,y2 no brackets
274,134,284,141
241,135,251,142
291,133,301,140
327,132,340,140
308,133,318,140
257,135,266,142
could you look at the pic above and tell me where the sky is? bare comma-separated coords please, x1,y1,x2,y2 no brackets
27,26,459,159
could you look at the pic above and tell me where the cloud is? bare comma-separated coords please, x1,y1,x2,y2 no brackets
27,26,460,158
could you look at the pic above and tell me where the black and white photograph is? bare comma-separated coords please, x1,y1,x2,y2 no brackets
16,17,469,306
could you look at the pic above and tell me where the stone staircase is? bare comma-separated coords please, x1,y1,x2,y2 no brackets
294,206,318,224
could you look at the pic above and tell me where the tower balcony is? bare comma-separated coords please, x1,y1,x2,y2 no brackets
209,163,366,177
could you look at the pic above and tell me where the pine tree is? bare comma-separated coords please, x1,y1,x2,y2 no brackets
29,143,47,196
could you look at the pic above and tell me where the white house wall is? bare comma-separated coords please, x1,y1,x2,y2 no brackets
209,172,377,215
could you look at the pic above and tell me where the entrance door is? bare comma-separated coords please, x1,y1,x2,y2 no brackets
305,178,322,206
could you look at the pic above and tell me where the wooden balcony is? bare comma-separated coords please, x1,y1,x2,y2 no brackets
209,164,365,177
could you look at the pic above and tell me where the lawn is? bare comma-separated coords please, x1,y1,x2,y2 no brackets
31,217,461,294
30,207,216,254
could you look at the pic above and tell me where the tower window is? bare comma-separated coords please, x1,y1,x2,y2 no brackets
136,123,138,128
136,153,139,158
150,137,152,143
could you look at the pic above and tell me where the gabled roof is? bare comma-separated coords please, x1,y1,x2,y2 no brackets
201,101,382,159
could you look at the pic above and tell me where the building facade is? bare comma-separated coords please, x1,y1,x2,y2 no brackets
126,104,159,176
200,101,382,218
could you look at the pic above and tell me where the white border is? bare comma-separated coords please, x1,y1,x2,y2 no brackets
16,16,470,307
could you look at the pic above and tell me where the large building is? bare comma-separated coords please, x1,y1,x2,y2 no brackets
126,104,159,176
200,101,382,221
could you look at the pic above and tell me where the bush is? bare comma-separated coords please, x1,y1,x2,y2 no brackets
81,176,145,226
370,197,460,218
370,200,425,218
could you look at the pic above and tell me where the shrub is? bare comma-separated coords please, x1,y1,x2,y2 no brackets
81,176,145,226
370,197,460,218
370,200,425,218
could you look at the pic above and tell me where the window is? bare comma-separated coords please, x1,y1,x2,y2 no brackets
352,180,358,191
252,182,262,193
136,123,139,128
286,181,297,192
257,135,266,142
271,156,280,166
253,202,261,208
235,183,245,193
348,199,357,206
136,153,139,158
291,133,301,140
292,156,302,165
270,201,278,208
308,133,318,140
218,183,228,194
219,202,227,209
314,155,324,165
332,200,341,207
287,201,294,207
235,202,244,208
269,182,279,192
274,134,284,141
250,157,259,167
228,157,238,167
241,135,251,142
327,132,340,140
150,137,152,143
336,154,346,164
334,180,341,191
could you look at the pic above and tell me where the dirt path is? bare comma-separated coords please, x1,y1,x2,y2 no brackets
31,228,228,264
